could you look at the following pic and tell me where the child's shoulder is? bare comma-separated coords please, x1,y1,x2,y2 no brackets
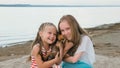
82,35,90,40
31,43,41,55
33,43,40,50
81,35,92,42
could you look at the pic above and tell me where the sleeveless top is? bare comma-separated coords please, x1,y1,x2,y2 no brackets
30,46,52,68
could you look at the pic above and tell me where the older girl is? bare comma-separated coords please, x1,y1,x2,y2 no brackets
58,15,95,68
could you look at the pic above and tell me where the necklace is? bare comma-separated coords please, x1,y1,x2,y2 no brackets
41,46,51,56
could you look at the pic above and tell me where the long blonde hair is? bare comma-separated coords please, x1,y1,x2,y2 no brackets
28,22,57,61
58,15,89,56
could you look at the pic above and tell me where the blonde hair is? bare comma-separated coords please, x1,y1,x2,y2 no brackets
28,22,57,61
58,15,89,56
32,22,57,47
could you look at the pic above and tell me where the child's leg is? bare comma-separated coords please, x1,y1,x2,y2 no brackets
62,61,92,68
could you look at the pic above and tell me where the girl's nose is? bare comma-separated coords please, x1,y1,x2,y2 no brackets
51,34,54,37
64,31,68,35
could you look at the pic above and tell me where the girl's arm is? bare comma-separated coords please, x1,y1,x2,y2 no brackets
63,36,89,63
55,42,63,65
55,40,73,64
63,51,84,63
31,44,59,68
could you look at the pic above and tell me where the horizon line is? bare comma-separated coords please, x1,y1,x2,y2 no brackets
0,4,120,7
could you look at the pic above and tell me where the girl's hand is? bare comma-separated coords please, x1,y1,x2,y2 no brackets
64,41,73,51
63,54,70,59
54,52,60,62
55,41,63,51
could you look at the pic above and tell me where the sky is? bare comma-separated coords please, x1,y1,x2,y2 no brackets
0,0,120,5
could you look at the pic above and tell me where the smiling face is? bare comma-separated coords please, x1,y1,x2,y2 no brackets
40,26,57,45
59,20,72,40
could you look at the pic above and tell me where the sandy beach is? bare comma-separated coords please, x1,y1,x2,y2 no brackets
0,55,120,68
0,23,120,68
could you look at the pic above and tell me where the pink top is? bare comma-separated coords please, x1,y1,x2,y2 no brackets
31,56,53,68
30,46,52,68
31,56,38,68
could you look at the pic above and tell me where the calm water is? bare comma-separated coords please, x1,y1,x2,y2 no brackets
0,32,35,47
0,7,120,47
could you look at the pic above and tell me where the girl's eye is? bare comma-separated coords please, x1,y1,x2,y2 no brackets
54,33,56,36
48,32,52,34
66,28,70,30
61,30,64,32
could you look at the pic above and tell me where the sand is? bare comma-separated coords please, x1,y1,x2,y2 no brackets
0,55,120,68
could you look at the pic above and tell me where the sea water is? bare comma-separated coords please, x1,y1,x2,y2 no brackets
0,31,35,47
0,6,120,47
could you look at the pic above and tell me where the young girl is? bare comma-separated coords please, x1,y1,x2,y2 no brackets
58,15,95,68
29,22,62,68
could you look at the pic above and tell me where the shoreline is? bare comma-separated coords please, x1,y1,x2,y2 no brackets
0,40,32,61
0,40,33,48
0,28,120,61
0,31,120,61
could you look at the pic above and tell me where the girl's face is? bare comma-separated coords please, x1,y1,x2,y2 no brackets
59,20,72,40
40,26,57,45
